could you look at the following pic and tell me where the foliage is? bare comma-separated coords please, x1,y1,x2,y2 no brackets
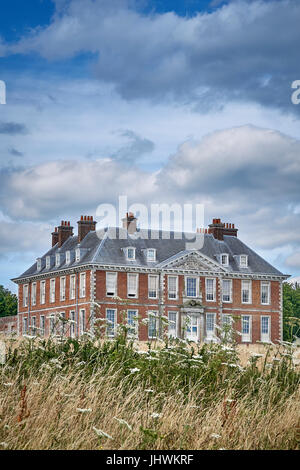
283,282,300,341
0,285,17,318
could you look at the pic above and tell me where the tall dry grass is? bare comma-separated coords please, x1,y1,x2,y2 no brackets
0,331,299,450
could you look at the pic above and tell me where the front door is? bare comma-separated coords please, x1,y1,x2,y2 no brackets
186,314,199,341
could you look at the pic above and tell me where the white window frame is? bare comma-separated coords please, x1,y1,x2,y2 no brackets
79,309,85,336
106,272,117,297
70,274,76,300
60,276,66,301
261,281,270,305
79,272,86,298
31,282,37,306
126,247,136,261
70,311,76,338
40,315,45,336
37,258,42,272
241,315,252,343
222,279,232,303
148,311,159,339
147,249,156,262
65,251,71,265
46,256,51,269
206,312,216,340
106,308,117,337
261,315,271,342
205,278,216,302
241,280,252,304
168,311,178,338
220,253,229,266
240,255,248,268
127,309,138,337
23,284,29,307
31,316,36,335
40,280,46,305
127,273,138,298
148,274,159,299
23,317,28,335
185,276,199,298
75,248,80,262
49,317,55,335
50,278,56,303
55,253,60,267
168,275,178,300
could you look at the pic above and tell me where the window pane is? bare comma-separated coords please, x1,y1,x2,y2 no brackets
206,279,215,301
168,312,177,337
186,278,197,297
168,276,177,298
206,313,215,332
148,275,158,298
242,316,250,334
128,274,138,296
106,309,116,336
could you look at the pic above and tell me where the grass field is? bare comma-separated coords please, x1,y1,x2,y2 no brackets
0,329,299,450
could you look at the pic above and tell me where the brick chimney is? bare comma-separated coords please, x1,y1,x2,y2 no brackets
77,215,97,243
208,218,238,240
122,212,137,234
57,221,73,247
52,227,59,247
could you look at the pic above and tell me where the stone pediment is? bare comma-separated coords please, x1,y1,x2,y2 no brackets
162,251,225,272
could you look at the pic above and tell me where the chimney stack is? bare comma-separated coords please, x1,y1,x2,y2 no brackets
208,218,238,240
57,220,73,247
52,227,59,247
77,215,97,243
122,212,137,234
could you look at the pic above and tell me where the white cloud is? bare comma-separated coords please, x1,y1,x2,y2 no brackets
285,252,300,268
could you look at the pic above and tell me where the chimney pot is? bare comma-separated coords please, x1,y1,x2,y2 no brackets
77,215,97,243
122,212,137,234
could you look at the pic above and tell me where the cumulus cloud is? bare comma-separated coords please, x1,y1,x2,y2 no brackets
3,0,300,114
285,252,300,269
112,130,155,164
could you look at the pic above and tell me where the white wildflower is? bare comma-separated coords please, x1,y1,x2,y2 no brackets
0,442,8,448
93,427,113,439
113,417,132,431
151,413,161,419
77,408,92,413
129,368,140,374
3,383,13,387
144,389,154,393
250,353,264,358
210,433,221,439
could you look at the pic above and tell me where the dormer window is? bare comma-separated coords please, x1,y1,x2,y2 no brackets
126,247,136,260
65,251,71,265
220,253,229,266
240,255,248,268
46,256,50,269
147,249,156,262
75,248,80,262
55,253,60,267
37,258,42,272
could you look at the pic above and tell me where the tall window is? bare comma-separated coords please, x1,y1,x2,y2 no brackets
49,317,55,335
50,278,56,303
241,315,251,342
168,312,177,338
23,317,28,335
186,277,197,297
261,316,271,342
37,258,42,271
106,309,116,337
60,277,66,301
70,275,76,300
106,272,117,297
75,248,80,262
79,272,86,298
127,273,138,298
31,282,37,306
40,316,45,336
127,310,138,337
148,275,158,298
31,316,36,335
222,279,232,302
241,280,252,304
206,278,216,301
55,253,60,267
79,309,85,336
168,276,178,299
148,312,158,339
23,284,29,307
206,313,215,339
261,282,270,304
46,256,50,269
70,311,76,338
147,249,156,262
40,280,46,304
65,251,70,265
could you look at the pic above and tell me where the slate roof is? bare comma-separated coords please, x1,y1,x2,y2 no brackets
13,227,286,281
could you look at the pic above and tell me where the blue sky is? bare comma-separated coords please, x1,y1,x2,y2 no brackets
0,0,300,291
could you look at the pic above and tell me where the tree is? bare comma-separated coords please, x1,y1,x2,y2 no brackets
0,285,18,317
282,282,300,341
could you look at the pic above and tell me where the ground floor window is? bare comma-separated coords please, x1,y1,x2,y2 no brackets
148,312,159,339
106,309,116,337
23,317,28,335
261,315,271,342
79,309,85,336
206,313,215,340
241,315,251,342
40,315,45,336
127,310,138,337
70,311,76,338
168,311,177,338
186,314,198,341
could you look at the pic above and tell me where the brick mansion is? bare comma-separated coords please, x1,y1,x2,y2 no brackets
3,213,289,343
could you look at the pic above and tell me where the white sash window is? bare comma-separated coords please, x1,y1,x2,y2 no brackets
31,283,37,306
106,272,117,297
206,278,216,301
40,316,45,336
70,311,76,338
23,284,28,307
79,272,86,298
50,279,56,303
261,316,271,342
261,282,270,305
206,313,215,340
148,275,158,298
79,309,85,336
70,275,76,300
31,316,36,335
106,309,116,337
127,310,138,337
186,277,198,298
241,280,252,303
148,312,159,339
128,273,138,298
23,317,28,335
222,279,232,302
60,277,66,301
168,276,178,299
40,280,46,304
168,311,177,338
241,315,251,342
